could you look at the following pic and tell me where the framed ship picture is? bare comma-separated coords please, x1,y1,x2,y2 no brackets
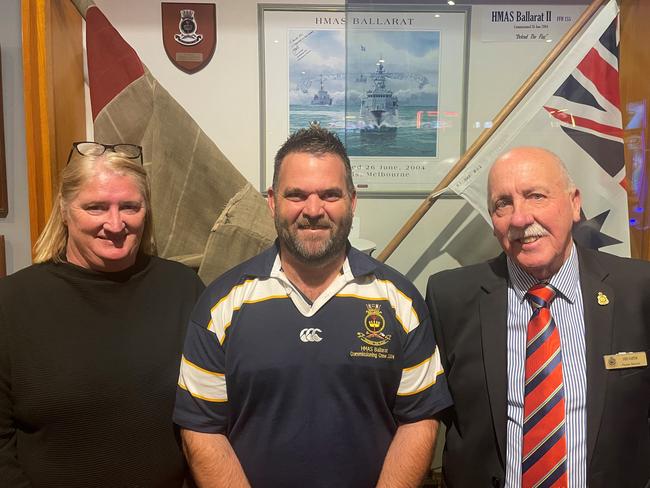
259,4,469,195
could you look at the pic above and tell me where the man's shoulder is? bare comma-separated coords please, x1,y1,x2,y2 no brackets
349,247,422,299
200,245,276,302
578,246,650,281
579,246,650,271
427,254,507,290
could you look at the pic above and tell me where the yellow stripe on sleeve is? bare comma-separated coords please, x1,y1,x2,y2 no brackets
397,348,445,396
178,355,227,403
208,279,289,345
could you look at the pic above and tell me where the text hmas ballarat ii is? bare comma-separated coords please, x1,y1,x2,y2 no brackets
491,10,552,23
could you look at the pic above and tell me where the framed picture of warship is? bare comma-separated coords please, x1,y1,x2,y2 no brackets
259,5,469,195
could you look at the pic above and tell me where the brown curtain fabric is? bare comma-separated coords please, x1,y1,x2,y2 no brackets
80,3,276,283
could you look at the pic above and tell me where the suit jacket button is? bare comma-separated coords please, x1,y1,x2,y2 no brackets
491,477,502,487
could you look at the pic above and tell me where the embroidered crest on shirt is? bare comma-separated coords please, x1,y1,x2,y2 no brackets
357,304,392,347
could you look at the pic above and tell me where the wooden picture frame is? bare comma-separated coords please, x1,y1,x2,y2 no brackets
0,46,8,218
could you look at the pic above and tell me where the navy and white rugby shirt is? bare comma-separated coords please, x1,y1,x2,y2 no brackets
174,243,452,488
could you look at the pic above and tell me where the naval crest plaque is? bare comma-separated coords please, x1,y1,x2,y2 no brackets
162,3,216,74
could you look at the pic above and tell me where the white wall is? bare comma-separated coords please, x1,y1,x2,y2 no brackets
0,0,32,274
91,0,586,293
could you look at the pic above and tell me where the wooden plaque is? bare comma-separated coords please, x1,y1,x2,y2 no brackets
161,3,216,74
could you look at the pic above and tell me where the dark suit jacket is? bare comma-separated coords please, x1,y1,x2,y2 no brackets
426,247,650,488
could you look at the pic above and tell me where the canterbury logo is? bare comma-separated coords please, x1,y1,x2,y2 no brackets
299,328,323,342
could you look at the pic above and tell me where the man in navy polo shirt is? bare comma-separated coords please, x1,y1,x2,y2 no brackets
173,126,452,488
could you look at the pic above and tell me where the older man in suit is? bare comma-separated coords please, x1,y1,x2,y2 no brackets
426,146,650,488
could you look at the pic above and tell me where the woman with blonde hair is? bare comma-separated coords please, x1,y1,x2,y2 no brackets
0,142,204,487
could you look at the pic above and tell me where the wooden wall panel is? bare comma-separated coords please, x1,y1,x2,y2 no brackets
50,0,86,183
620,0,650,260
21,0,85,249
22,0,55,248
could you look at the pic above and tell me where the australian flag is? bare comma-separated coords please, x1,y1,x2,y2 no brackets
544,18,624,185
451,0,629,255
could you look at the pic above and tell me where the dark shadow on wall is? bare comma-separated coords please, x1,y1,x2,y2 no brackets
405,201,501,282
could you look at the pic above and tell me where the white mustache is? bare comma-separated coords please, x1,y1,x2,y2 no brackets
507,222,550,241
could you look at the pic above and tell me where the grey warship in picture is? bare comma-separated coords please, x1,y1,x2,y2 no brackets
311,75,333,105
359,58,398,133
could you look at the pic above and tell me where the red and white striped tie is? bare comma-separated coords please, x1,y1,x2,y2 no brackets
522,283,568,488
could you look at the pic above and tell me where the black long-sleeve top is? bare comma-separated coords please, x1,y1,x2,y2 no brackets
0,255,204,487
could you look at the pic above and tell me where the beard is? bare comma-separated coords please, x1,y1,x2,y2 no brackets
275,209,353,266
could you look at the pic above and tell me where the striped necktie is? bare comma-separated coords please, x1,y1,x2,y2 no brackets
522,283,568,488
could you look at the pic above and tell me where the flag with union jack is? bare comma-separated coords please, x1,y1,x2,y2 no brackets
450,0,629,255
544,16,623,184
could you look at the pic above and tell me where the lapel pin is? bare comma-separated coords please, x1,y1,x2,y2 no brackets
597,291,609,306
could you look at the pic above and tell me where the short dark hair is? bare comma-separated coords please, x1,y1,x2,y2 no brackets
272,126,355,194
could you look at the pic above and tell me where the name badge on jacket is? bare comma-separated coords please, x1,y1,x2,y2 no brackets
603,351,648,370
